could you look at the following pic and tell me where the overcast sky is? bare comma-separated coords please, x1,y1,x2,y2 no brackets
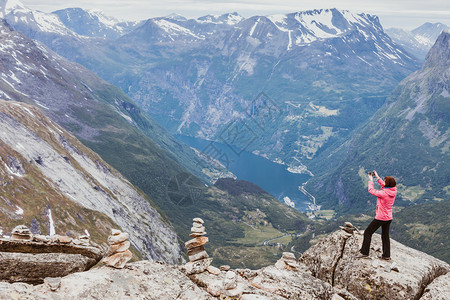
21,0,450,30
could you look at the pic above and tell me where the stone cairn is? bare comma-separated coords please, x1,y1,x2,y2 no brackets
102,229,132,269
339,222,360,238
274,252,301,271
183,218,215,275
220,270,243,300
11,225,31,240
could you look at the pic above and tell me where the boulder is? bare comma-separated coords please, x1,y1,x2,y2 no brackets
300,231,450,300
0,238,102,284
237,266,338,299
419,272,450,300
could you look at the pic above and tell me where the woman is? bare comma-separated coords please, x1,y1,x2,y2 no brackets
357,170,397,260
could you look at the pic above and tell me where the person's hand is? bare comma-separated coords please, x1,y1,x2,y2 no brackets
373,170,379,179
368,174,373,181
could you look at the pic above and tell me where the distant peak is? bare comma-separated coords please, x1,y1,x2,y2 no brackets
0,0,26,17
197,12,244,25
165,13,187,21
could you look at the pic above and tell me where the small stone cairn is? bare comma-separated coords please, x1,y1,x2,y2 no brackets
275,252,301,271
183,218,213,275
220,271,243,300
102,229,132,269
11,225,31,240
339,222,360,238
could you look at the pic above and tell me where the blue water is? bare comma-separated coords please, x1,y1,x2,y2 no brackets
176,135,311,211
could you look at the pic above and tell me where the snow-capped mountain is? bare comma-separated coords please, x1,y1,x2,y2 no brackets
0,0,77,37
1,2,420,174
197,12,244,25
109,8,419,169
53,8,143,39
386,22,448,60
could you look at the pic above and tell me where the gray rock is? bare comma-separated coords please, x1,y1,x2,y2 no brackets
300,231,450,300
281,252,296,261
191,226,206,234
223,271,237,290
420,272,450,299
207,265,221,275
182,258,213,275
0,261,215,299
192,222,204,228
0,252,96,285
188,250,209,262
0,237,102,284
193,218,204,224
44,277,61,291
107,232,129,245
238,265,337,299
220,265,231,271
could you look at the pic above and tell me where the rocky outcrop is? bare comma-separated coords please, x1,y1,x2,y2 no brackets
0,261,214,300
300,230,450,300
0,228,448,299
0,232,102,284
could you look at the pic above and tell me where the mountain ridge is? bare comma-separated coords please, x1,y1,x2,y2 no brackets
0,99,183,263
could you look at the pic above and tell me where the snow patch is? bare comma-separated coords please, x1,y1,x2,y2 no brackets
249,18,259,36
84,229,90,237
35,101,49,110
15,205,24,215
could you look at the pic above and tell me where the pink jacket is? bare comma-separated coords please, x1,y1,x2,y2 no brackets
368,178,397,221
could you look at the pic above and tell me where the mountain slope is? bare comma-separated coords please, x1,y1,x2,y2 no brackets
0,100,182,263
100,8,420,168
0,17,312,268
306,30,450,213
2,2,420,175
386,22,449,60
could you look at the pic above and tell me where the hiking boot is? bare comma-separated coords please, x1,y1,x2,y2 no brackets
355,253,369,259
380,256,392,261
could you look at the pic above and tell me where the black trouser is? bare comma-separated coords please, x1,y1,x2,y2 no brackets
360,219,392,258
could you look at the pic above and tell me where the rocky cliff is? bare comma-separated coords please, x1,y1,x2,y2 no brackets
0,229,448,299
0,100,183,263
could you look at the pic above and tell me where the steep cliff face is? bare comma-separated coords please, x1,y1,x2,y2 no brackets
0,100,183,263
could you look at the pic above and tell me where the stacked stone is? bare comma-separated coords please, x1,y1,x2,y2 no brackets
102,229,132,269
183,218,212,275
11,225,31,240
339,222,359,238
275,252,301,271
220,271,243,299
